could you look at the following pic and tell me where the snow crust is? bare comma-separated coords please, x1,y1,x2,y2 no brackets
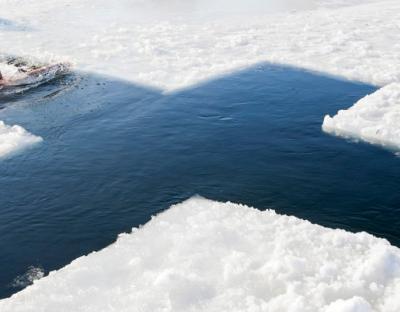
323,83,400,150
1,197,400,312
0,121,42,158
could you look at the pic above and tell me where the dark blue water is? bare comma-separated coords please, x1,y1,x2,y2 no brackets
0,64,399,299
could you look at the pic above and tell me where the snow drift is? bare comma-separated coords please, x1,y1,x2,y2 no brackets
1,197,399,312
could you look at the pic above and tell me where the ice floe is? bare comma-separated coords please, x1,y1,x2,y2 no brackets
1,198,399,311
0,121,42,158
0,0,398,90
1,0,400,150
1,0,400,151
323,83,400,150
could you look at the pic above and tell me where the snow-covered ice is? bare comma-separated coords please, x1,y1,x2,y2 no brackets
0,121,42,158
1,0,400,310
1,0,399,90
0,60,43,158
1,197,400,312
323,83,400,150
1,0,400,150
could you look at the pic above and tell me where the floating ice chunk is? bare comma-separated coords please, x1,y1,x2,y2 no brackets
323,83,400,150
1,197,400,311
0,121,43,158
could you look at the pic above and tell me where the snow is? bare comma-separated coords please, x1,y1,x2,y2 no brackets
0,0,398,91
325,297,372,312
0,61,44,159
0,121,42,158
1,197,400,312
323,83,400,150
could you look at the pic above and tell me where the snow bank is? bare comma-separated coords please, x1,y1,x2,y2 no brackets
0,121,42,158
323,84,400,150
1,197,400,312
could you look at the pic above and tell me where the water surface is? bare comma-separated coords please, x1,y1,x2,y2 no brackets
0,64,399,298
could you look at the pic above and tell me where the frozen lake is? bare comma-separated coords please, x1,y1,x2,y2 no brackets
0,64,399,298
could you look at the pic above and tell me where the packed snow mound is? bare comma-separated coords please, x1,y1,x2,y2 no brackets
323,83,400,150
1,197,400,312
0,121,42,158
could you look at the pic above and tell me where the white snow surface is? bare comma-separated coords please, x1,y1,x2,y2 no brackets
323,83,400,150
0,121,42,158
0,0,398,91
1,197,400,312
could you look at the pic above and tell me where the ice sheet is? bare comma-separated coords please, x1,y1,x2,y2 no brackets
323,83,400,150
1,198,399,312
0,121,42,158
